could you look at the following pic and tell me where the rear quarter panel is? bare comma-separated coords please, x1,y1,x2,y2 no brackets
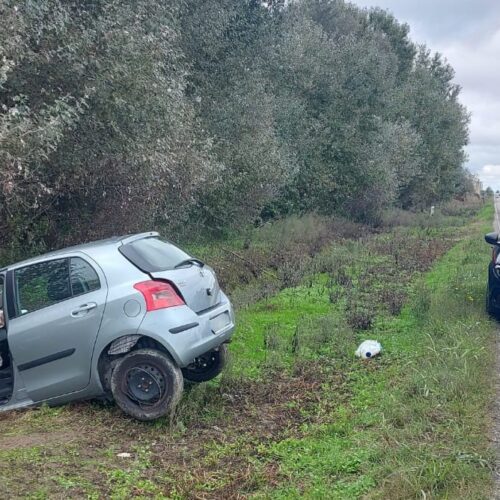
136,291,235,367
85,248,149,384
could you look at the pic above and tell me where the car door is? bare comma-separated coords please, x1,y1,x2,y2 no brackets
0,271,5,333
7,254,107,402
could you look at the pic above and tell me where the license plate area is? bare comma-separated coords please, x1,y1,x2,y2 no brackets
210,311,230,334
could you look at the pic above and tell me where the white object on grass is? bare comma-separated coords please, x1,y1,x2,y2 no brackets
355,340,382,359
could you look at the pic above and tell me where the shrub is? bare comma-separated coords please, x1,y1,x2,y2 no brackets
440,196,483,217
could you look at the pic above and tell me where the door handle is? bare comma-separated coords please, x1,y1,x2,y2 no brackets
71,302,98,317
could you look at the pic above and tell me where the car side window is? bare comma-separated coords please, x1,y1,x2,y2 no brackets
15,259,71,315
70,258,100,296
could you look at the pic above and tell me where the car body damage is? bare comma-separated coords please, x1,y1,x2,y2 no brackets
0,232,235,420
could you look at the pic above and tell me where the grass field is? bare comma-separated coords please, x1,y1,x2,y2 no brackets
0,203,497,499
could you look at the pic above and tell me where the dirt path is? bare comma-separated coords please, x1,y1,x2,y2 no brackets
0,431,76,451
493,197,500,499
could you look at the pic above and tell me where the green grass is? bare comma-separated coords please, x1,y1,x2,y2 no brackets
177,203,497,498
0,203,496,499
249,204,497,498
231,277,332,377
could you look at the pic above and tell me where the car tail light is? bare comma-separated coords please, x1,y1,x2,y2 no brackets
134,281,184,311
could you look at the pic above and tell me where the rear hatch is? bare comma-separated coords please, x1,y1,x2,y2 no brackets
150,266,220,313
119,236,221,313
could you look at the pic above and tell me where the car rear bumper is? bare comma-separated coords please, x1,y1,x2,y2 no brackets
137,291,235,367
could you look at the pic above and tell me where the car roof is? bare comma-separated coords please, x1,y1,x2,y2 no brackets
0,232,159,271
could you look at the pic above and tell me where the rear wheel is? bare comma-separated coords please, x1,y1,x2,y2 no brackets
182,344,228,383
111,348,183,421
486,277,500,319
487,292,500,320
487,288,494,315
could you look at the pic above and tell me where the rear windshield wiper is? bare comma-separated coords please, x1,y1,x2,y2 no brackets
174,258,205,269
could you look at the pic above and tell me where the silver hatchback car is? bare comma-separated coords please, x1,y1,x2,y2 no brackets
0,232,235,420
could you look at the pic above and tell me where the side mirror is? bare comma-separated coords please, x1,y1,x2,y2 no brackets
485,232,499,245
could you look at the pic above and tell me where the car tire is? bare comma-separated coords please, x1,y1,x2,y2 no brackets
487,288,494,315
182,344,228,383
110,348,183,421
487,286,500,320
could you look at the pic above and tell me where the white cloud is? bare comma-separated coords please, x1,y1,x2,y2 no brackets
478,164,500,190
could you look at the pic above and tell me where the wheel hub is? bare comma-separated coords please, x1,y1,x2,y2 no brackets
126,365,164,405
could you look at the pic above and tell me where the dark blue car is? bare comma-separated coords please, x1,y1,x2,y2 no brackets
486,232,500,318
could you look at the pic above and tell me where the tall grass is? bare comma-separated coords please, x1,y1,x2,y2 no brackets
360,208,497,498
0,203,494,499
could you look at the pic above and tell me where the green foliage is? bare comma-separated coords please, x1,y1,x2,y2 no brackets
180,0,470,226
0,205,494,499
1,0,212,253
0,0,472,259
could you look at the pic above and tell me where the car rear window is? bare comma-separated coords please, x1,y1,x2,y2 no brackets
119,237,190,272
70,258,100,295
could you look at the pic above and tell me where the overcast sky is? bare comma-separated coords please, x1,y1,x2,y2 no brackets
352,0,500,190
